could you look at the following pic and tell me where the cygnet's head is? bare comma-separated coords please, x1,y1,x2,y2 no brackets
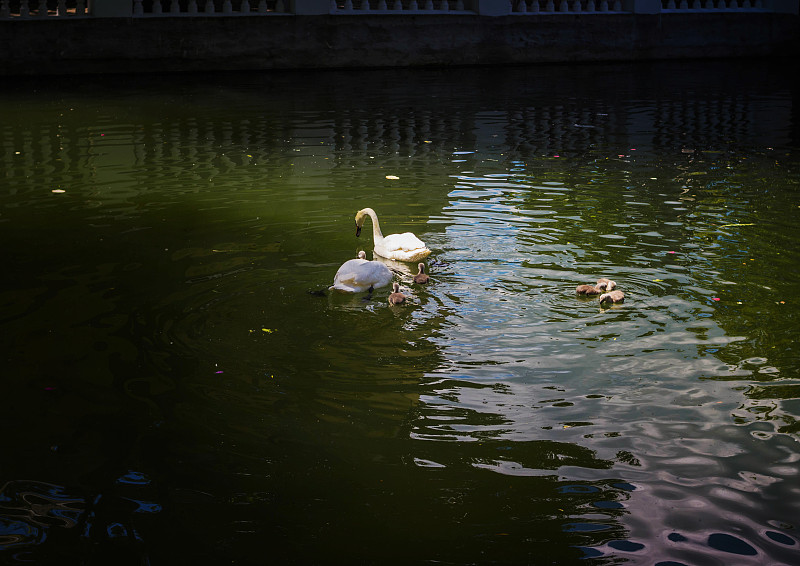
599,290,624,304
358,250,366,259
597,278,616,291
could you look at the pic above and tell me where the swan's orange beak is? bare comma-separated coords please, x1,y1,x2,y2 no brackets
355,223,361,237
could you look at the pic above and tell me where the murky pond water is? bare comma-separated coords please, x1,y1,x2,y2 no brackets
1,59,799,565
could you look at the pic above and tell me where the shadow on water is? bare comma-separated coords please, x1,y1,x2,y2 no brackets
1,58,800,564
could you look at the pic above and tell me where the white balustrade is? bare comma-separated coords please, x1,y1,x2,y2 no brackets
662,0,763,10
0,0,780,19
0,0,91,17
513,0,624,13
121,0,290,15
331,0,471,11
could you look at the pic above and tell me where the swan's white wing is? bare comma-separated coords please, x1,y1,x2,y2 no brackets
330,259,369,292
382,232,426,252
330,259,392,293
378,232,431,262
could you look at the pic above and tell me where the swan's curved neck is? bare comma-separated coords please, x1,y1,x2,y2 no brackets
359,208,384,243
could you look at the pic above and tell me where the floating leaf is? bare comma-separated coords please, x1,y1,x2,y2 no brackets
385,175,400,180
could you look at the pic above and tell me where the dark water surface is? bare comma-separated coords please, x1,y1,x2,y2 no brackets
1,59,799,565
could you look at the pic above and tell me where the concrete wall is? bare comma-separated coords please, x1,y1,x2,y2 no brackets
1,12,798,76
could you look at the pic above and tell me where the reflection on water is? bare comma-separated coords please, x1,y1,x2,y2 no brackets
1,59,799,564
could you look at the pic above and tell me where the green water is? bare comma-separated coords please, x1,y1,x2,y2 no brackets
1,60,799,565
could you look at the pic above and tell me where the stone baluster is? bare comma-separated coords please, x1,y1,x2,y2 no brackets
275,0,284,11
455,0,463,9
241,0,250,11
392,0,401,9
558,0,567,10
188,0,198,12
37,0,47,16
377,0,386,9
170,0,180,12
153,0,162,13
0,0,9,17
612,0,619,10
56,0,66,15
133,0,143,14
424,0,433,9
572,0,580,11
205,0,214,12
343,0,353,9
223,0,232,11
440,0,448,10
258,0,268,12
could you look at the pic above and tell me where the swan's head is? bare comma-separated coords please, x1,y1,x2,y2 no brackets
358,251,366,259
355,209,368,237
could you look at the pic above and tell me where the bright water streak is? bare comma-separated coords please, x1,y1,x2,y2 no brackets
1,61,800,565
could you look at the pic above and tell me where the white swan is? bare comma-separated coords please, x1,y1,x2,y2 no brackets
329,250,393,293
355,207,431,263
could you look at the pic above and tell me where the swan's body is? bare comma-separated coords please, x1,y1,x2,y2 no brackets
329,251,392,293
597,278,617,291
599,290,625,304
355,207,431,263
388,282,406,305
576,284,602,295
413,263,430,285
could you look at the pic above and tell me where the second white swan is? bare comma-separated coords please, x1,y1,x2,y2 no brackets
329,250,393,293
355,207,431,263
